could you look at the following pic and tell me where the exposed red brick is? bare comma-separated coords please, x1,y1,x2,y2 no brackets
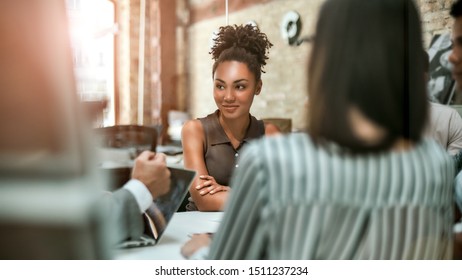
190,0,274,24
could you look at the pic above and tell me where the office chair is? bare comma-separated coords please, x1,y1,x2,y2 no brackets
94,125,158,191
94,125,158,152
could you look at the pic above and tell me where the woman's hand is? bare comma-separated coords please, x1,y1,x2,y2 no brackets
181,233,212,259
195,175,230,195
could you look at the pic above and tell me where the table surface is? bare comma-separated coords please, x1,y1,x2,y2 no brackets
115,211,223,260
98,146,183,167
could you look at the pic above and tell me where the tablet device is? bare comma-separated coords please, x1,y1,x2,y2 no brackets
118,165,195,248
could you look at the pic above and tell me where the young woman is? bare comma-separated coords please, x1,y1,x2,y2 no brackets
182,0,455,259
181,24,278,211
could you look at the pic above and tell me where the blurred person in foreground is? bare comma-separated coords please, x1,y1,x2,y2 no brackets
181,0,455,259
0,0,170,258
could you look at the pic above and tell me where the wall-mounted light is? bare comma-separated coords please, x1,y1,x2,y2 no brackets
246,20,258,28
281,11,301,46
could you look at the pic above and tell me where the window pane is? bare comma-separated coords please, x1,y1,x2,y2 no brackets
66,0,115,126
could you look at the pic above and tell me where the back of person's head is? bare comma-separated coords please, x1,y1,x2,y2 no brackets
307,0,427,153
423,49,429,73
210,24,272,82
451,0,462,18
423,49,431,85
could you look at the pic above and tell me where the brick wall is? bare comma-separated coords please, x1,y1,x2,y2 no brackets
117,0,131,124
185,0,455,131
117,0,176,143
187,0,322,131
418,0,453,47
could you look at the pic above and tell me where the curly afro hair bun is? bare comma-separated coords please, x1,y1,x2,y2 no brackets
210,24,273,80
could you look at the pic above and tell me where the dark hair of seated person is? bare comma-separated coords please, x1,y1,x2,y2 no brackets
307,0,428,154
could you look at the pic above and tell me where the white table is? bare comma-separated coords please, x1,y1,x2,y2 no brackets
98,146,183,166
115,211,223,259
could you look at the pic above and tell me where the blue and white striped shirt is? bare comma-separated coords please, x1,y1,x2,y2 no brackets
208,133,454,259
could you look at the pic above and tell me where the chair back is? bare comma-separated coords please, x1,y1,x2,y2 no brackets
95,125,158,152
95,125,158,191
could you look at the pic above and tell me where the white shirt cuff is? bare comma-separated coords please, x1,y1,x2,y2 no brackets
122,179,153,213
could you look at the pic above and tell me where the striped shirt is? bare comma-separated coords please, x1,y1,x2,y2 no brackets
208,133,454,259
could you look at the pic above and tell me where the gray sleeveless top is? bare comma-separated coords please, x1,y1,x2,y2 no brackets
199,110,265,186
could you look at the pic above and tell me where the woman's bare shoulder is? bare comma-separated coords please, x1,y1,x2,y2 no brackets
182,119,203,135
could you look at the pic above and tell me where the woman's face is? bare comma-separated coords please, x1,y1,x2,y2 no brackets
213,60,261,120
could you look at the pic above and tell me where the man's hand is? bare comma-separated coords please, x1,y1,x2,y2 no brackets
131,151,171,199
